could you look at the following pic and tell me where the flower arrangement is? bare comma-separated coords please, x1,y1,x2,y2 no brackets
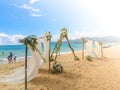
22,35,46,62
86,55,92,61
23,35,38,51
61,28,67,38
45,32,52,41
52,61,63,74
50,28,79,62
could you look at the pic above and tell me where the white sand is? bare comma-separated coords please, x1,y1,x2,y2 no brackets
0,45,120,90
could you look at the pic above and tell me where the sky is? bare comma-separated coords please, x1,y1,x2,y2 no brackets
0,0,120,45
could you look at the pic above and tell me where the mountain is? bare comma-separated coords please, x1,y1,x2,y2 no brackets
51,36,120,43
71,36,120,43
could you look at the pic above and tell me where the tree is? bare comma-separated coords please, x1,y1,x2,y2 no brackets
81,37,87,60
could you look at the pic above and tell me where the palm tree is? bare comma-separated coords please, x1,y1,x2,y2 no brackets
81,37,87,60
99,41,103,58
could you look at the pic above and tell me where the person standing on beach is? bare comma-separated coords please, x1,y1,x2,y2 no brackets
9,52,13,63
7,55,10,63
14,56,16,62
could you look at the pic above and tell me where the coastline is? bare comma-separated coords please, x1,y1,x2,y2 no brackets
1,43,120,64
0,50,82,65
0,45,120,90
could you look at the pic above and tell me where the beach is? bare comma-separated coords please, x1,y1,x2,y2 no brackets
1,0,120,89
0,45,120,90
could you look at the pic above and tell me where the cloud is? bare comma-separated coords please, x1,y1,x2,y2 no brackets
30,13,43,17
30,0,40,4
51,30,112,42
18,4,40,12
0,33,8,37
15,4,42,17
68,31,108,40
51,34,59,42
0,33,25,45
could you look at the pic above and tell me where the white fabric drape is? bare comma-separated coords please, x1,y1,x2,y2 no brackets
86,40,93,56
86,40,101,58
93,41,101,58
0,36,49,83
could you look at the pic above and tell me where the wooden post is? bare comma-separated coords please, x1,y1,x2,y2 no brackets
49,40,51,70
19,39,29,90
25,46,28,90
82,43,84,60
101,45,103,58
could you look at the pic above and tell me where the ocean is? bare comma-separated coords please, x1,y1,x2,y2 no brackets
0,40,119,64
0,41,83,62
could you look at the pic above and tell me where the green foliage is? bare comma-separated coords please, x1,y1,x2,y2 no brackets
50,56,55,62
81,37,87,43
22,35,46,62
86,56,92,61
50,27,79,61
23,35,38,51
52,61,63,74
45,32,52,41
74,56,79,61
61,28,67,38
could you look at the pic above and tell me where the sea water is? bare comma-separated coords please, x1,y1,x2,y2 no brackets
0,41,83,63
0,41,117,64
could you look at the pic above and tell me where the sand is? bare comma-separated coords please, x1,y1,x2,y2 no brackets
0,45,120,90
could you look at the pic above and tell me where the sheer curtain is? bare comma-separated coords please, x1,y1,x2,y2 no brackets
0,36,49,83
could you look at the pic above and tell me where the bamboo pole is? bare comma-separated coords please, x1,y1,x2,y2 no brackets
82,43,84,60
49,40,51,70
25,46,28,90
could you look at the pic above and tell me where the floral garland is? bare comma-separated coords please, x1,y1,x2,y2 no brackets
52,61,63,74
23,35,38,51
81,37,88,43
45,32,52,41
63,28,79,61
50,28,79,61
22,35,46,62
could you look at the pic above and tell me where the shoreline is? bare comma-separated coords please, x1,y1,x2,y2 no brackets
1,44,120,64
1,44,120,65
0,45,120,90
0,50,81,64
